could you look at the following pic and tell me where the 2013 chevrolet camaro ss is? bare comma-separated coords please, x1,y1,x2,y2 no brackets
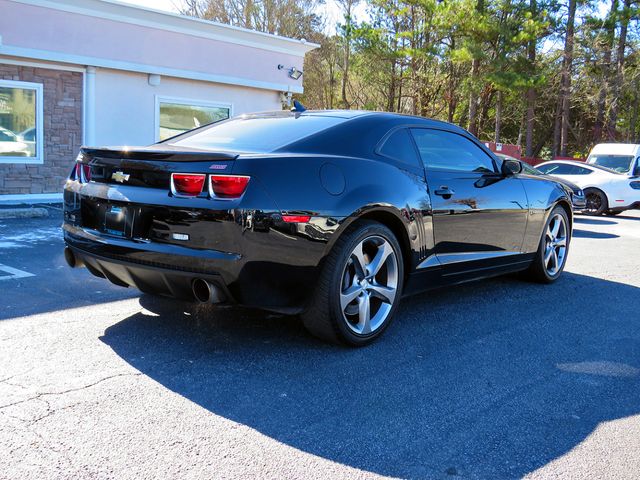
63,110,572,345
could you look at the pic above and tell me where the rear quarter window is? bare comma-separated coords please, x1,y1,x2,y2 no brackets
377,128,421,168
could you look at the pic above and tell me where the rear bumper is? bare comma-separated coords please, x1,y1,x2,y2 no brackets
67,244,231,302
63,220,325,313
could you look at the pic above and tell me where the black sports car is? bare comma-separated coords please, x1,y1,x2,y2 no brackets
63,110,572,345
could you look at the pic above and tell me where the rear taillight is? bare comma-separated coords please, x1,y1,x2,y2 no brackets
74,163,91,183
171,173,206,197
209,175,250,198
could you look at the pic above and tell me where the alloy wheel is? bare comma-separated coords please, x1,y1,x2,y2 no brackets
544,213,568,276
584,192,602,214
340,235,399,335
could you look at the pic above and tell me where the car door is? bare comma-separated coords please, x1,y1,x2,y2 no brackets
410,128,529,270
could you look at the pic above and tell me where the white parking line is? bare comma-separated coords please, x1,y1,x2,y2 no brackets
0,263,35,281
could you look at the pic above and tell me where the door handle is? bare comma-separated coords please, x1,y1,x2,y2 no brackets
434,186,455,198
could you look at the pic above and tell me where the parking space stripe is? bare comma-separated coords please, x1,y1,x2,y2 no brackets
0,263,35,281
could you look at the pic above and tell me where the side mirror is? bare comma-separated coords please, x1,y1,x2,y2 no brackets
501,159,523,176
633,158,640,177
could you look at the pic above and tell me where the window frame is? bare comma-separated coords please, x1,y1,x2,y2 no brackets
410,127,499,174
0,79,44,165
154,95,233,143
374,125,422,170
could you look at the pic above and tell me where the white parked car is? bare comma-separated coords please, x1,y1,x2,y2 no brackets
537,155,640,215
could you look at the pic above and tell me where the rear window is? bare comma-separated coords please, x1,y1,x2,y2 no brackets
167,114,346,153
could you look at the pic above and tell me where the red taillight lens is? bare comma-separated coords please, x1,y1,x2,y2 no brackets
282,215,311,223
75,163,91,183
171,173,206,197
209,175,250,198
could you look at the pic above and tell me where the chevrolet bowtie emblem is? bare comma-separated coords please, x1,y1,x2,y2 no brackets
112,171,130,183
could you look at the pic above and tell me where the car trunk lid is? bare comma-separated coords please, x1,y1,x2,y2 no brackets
79,146,238,189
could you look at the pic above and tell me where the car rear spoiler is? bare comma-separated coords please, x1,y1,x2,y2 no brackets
80,146,239,163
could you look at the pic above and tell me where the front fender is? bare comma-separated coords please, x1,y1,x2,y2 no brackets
520,176,573,253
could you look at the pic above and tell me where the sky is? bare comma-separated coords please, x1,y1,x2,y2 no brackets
117,0,366,35
117,0,610,38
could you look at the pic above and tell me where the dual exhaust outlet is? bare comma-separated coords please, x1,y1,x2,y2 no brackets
192,278,226,304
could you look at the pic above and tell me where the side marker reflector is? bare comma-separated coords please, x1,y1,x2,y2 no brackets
282,215,311,223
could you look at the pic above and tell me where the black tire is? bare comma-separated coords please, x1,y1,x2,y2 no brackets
525,205,571,283
583,188,608,216
302,220,404,346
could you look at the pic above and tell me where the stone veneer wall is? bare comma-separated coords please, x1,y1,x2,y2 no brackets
0,64,83,195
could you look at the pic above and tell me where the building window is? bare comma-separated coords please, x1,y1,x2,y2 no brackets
155,96,232,142
0,80,44,164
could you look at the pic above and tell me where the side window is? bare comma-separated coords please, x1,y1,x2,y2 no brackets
378,128,420,168
410,128,495,173
538,163,570,174
572,166,593,175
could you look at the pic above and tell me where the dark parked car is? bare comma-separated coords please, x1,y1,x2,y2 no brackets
495,153,586,211
63,110,573,345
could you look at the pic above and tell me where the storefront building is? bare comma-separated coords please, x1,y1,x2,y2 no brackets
0,0,316,202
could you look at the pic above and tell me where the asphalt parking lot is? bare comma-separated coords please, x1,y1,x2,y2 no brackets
1,207,639,479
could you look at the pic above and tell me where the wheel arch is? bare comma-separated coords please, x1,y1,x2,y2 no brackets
327,206,414,276
555,199,573,232
582,186,610,206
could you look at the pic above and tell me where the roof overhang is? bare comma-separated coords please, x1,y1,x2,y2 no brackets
8,0,320,57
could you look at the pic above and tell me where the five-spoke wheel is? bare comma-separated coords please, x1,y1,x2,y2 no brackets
302,221,404,346
526,205,571,283
340,236,399,335
543,213,568,276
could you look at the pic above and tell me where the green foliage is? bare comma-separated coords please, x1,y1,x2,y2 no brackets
183,0,640,155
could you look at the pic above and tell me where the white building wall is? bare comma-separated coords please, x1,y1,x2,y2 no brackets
92,68,281,146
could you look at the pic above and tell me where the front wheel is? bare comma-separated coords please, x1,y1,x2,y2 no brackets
525,206,571,283
583,188,608,216
302,221,404,346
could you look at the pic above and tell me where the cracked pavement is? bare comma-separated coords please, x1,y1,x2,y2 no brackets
1,210,639,479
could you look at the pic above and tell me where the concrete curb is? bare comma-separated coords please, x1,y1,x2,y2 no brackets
0,207,50,219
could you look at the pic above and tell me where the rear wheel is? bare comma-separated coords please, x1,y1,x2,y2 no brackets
302,221,404,346
525,206,570,283
583,188,608,216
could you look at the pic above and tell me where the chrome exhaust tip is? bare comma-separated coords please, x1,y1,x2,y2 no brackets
64,247,84,268
192,278,225,304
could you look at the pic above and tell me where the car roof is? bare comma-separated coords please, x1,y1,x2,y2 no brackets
538,160,592,167
590,143,640,156
243,109,465,129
